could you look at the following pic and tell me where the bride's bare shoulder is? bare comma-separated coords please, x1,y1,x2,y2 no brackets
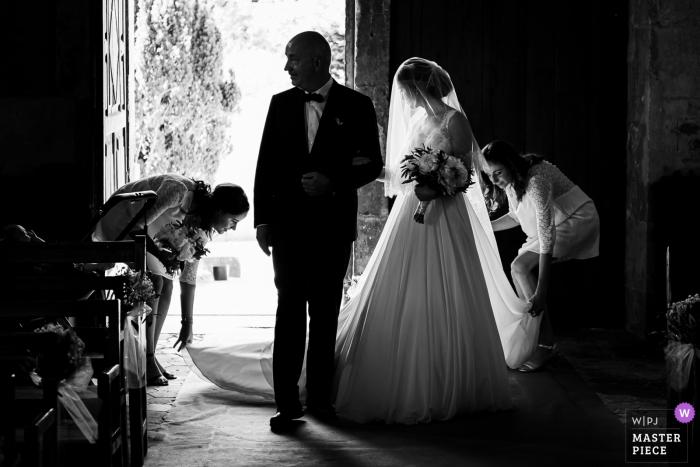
446,110,470,133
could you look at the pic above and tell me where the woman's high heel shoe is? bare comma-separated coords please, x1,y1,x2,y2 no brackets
146,353,169,386
518,343,561,373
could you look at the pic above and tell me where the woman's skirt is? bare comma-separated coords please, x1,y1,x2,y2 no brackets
518,186,600,261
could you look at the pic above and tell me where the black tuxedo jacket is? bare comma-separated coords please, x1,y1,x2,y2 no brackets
254,80,383,242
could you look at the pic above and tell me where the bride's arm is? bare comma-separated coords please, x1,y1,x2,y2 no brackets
447,112,476,168
376,167,386,182
352,157,386,183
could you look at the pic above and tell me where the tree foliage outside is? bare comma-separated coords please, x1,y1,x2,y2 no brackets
134,0,241,182
210,0,345,83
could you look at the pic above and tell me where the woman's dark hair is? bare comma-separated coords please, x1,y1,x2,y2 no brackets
188,180,249,233
481,140,545,211
2,224,22,243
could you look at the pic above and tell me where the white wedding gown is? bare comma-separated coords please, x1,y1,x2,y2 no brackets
185,111,538,424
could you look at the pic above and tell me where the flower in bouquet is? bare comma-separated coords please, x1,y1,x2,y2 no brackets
662,294,700,392
417,152,441,175
117,267,156,316
154,220,210,274
33,323,85,381
400,145,474,223
438,156,471,195
664,294,699,344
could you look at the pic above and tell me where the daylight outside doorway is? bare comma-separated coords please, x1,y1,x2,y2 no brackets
136,0,347,335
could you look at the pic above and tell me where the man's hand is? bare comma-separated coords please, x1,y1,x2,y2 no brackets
256,225,272,256
414,185,439,202
352,156,371,166
302,172,332,196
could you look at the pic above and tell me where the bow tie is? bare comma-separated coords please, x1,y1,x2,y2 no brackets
302,93,324,103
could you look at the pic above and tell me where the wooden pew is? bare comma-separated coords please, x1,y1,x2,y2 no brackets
0,237,149,467
0,332,61,467
23,408,57,467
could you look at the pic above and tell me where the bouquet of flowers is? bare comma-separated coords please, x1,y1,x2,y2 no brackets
662,294,700,392
33,323,86,381
117,267,156,316
665,294,700,344
154,220,210,274
32,323,98,443
401,146,474,223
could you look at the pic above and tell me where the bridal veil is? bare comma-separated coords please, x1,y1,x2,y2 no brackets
385,58,539,368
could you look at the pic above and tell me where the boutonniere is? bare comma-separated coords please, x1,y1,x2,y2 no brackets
335,118,343,126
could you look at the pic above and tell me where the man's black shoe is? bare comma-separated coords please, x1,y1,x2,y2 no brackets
270,409,304,432
305,401,337,422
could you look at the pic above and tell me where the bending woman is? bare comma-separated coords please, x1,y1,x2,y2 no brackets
93,174,249,385
482,141,600,372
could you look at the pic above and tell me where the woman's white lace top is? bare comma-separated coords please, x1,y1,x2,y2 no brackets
506,161,575,254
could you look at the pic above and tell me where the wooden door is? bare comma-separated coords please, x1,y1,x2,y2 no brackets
390,0,628,328
95,0,133,210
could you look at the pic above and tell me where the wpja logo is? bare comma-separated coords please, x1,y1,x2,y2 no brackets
625,404,694,463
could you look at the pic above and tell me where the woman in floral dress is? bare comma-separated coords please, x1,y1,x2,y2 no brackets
93,174,249,385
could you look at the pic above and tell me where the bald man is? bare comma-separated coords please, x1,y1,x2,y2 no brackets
254,31,383,430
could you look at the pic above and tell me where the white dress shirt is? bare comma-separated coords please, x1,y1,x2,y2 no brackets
304,77,333,153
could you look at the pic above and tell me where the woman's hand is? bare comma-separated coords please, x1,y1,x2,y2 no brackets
414,185,439,202
157,248,180,273
527,291,546,317
174,322,193,351
27,230,45,243
82,262,116,272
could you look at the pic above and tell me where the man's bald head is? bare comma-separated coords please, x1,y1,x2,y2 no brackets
284,31,332,92
289,31,332,68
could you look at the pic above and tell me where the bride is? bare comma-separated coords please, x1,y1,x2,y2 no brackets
185,58,539,424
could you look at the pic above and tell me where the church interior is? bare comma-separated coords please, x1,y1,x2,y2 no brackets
0,0,698,466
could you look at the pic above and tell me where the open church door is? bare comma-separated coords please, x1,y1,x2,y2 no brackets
93,0,134,211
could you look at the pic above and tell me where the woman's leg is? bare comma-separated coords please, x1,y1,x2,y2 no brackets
510,250,540,303
146,274,167,383
511,251,556,365
153,278,173,375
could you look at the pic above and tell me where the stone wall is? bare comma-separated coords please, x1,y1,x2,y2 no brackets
350,0,391,275
626,0,700,337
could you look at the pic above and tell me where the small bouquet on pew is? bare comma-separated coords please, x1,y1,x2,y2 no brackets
116,267,156,317
115,266,154,389
661,294,700,392
154,220,210,274
32,323,98,443
33,323,86,382
400,145,474,223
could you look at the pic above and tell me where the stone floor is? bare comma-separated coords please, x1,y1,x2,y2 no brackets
556,328,668,425
144,334,205,437
143,327,669,440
